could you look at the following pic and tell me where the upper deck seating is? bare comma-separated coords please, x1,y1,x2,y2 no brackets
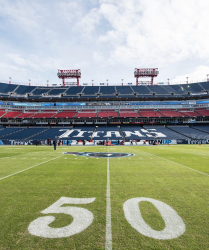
182,83,204,93
48,88,67,95
0,82,18,93
168,125,209,139
82,86,99,95
131,86,150,95
199,82,209,91
170,85,187,94
160,85,178,94
31,88,50,95
14,85,36,95
99,86,116,95
64,86,84,95
147,86,169,94
116,86,133,94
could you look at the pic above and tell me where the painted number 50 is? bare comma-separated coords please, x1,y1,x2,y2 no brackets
28,197,185,240
28,197,95,238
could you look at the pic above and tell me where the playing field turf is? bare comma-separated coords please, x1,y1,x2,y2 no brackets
0,144,208,249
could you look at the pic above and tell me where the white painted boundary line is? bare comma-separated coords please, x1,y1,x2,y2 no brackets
143,152,209,177
105,148,112,250
0,156,62,181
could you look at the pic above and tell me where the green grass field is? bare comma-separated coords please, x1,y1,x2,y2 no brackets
0,144,208,249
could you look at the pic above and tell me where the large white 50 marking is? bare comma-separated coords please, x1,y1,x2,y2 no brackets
123,197,185,240
28,197,95,238
28,197,185,239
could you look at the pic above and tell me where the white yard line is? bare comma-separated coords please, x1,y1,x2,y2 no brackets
144,151,208,177
0,156,62,181
105,147,112,250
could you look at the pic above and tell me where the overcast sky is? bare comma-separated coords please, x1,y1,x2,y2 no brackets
0,0,209,86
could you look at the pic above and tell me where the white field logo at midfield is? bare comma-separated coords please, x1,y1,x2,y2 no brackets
63,152,134,158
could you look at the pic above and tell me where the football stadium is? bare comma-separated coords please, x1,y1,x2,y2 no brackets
0,67,209,249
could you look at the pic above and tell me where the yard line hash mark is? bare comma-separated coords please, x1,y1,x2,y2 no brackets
0,156,62,181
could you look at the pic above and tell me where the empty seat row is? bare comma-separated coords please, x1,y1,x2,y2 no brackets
1,82,208,98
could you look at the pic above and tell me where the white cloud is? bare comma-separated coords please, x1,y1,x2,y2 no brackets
172,65,209,84
96,0,209,67
0,0,209,84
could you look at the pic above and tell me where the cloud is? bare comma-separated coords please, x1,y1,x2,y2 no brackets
172,65,209,84
0,0,209,84
96,0,209,67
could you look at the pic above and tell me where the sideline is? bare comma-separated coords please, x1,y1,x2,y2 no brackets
143,151,209,177
0,156,62,181
105,147,112,250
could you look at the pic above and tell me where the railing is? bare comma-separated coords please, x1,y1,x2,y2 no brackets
1,79,209,87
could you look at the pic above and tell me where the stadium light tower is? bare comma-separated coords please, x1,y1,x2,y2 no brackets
121,79,124,86
29,79,31,86
57,69,81,86
92,79,94,86
9,77,11,84
207,74,209,81
167,78,169,85
186,77,189,84
134,68,159,85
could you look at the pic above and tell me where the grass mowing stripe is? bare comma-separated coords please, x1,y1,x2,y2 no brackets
143,151,209,177
105,149,112,250
0,156,62,181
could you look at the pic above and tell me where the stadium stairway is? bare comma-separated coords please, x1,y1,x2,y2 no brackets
190,126,209,135
118,126,126,140
25,127,50,140
91,126,97,140
0,127,26,138
141,126,159,139
157,110,166,117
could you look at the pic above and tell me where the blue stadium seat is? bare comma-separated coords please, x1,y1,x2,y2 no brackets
0,82,18,93
168,126,209,139
14,85,36,95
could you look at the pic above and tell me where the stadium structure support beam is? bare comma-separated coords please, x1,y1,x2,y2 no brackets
134,68,159,85
57,69,81,86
